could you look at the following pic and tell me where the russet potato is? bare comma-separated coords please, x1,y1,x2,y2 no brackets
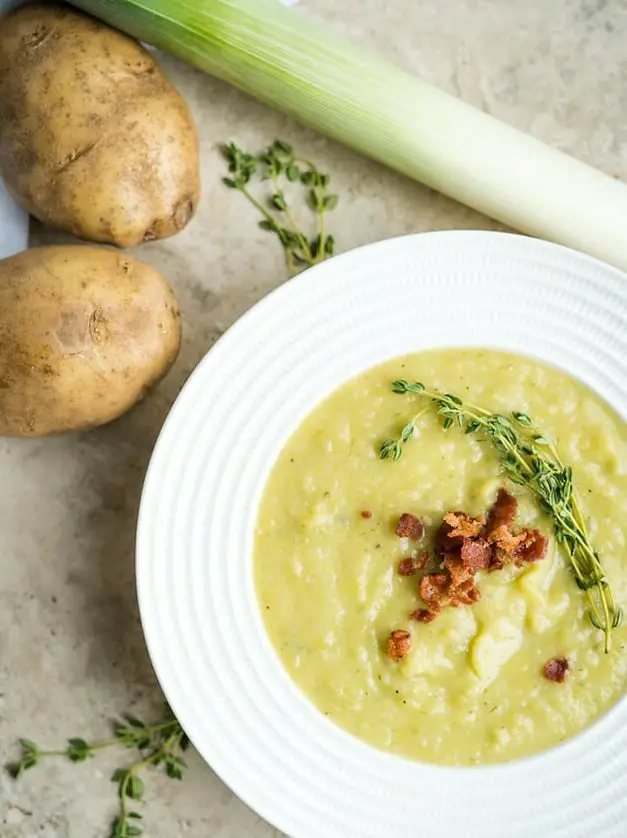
0,246,181,436
0,4,200,247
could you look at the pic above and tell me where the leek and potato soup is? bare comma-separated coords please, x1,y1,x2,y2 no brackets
254,350,627,765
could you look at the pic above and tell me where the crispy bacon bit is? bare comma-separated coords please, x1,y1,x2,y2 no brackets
487,526,524,570
419,573,451,609
361,509,373,519
485,488,518,538
515,529,548,565
435,512,483,555
460,537,492,573
443,511,485,540
395,513,424,541
451,577,481,607
488,524,524,553
488,550,506,572
543,657,570,683
387,629,412,661
398,557,417,576
489,526,548,570
444,554,473,588
398,551,429,576
442,537,490,588
409,608,437,623
434,521,457,556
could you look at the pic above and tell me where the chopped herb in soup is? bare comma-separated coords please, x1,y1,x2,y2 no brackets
254,349,627,765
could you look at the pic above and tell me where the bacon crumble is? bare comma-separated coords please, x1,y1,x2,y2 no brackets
451,577,481,607
515,529,548,565
409,608,437,623
443,511,485,540
419,573,450,606
435,512,485,555
543,657,570,683
485,488,518,538
488,524,525,569
387,629,412,661
397,551,429,576
459,537,492,573
444,554,473,589
395,513,424,541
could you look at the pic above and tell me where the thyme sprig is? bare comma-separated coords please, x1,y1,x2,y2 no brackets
222,139,337,275
380,379,623,652
6,707,188,837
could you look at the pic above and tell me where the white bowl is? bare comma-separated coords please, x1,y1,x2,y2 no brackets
137,231,627,838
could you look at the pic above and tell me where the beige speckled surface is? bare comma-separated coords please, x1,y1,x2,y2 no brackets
1,1,626,835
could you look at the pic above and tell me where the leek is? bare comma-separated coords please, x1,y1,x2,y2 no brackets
69,0,627,271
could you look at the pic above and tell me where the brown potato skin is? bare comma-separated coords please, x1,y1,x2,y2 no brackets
0,246,182,437
0,4,200,247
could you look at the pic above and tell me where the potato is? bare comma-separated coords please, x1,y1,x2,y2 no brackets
0,246,181,436
0,4,200,247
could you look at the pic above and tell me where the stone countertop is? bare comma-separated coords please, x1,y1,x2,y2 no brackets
1,1,626,835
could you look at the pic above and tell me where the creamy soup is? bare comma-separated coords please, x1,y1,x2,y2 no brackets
254,350,627,765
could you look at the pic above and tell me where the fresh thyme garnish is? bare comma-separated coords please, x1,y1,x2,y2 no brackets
380,379,623,652
222,139,337,275
6,706,188,837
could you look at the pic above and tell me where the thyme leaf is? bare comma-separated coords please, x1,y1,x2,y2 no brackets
6,705,187,837
222,139,338,275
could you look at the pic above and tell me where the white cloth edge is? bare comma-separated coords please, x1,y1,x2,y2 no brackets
0,0,28,258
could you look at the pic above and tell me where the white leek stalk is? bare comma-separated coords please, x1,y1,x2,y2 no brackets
69,0,627,271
